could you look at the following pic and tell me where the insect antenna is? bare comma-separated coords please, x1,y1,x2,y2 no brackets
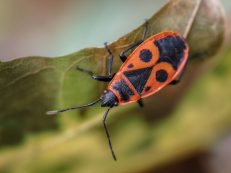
103,107,117,161
46,98,101,115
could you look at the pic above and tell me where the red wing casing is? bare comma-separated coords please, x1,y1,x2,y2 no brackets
108,31,189,105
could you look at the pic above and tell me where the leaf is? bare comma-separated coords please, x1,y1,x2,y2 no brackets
1,44,231,173
0,0,227,172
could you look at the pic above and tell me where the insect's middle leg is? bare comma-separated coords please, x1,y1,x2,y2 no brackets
119,20,149,62
137,99,144,107
77,43,115,82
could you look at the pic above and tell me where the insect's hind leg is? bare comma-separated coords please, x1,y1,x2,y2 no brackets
77,43,115,82
119,20,149,62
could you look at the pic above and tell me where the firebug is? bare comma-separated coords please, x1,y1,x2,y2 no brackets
47,21,189,161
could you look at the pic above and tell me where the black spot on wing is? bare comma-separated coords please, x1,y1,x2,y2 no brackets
154,35,186,69
127,64,134,68
112,79,134,101
139,49,152,62
124,67,153,94
156,69,168,83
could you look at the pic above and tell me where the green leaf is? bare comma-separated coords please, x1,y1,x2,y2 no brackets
0,0,228,172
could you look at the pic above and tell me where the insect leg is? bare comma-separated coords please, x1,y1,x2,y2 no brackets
77,67,115,82
137,99,144,107
169,59,189,85
77,43,115,82
104,42,114,76
103,107,117,161
119,20,149,62
119,41,143,62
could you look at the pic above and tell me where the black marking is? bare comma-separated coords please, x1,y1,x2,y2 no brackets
154,35,186,69
101,91,118,107
156,69,168,83
145,86,151,92
139,49,152,62
112,79,134,101
124,67,153,94
127,64,134,68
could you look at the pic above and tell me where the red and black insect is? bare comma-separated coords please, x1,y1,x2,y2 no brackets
47,21,189,161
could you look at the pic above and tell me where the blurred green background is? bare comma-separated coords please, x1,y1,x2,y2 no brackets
0,0,231,173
